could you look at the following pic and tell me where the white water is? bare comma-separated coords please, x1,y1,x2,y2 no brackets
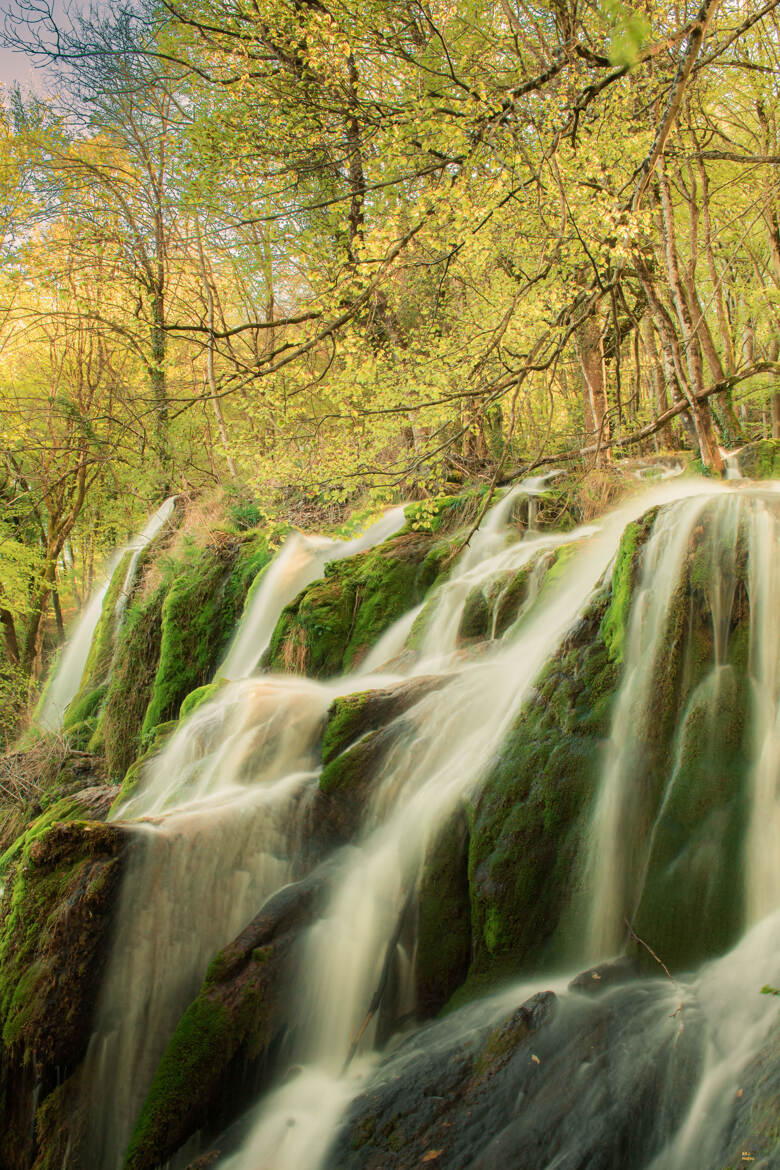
585,491,780,960
37,497,175,730
746,498,780,923
78,476,780,1170
219,507,407,680
648,909,780,1170
216,479,736,1170
85,676,335,1169
82,508,408,1166
584,496,713,958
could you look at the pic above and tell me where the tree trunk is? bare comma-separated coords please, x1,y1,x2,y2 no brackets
575,311,611,466
656,162,723,473
640,315,674,448
1,607,20,664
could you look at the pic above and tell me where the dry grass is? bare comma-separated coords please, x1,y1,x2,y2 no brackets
0,732,68,807
574,466,637,521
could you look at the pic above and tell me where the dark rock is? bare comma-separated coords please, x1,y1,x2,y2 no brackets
122,870,328,1170
328,979,704,1170
0,814,129,1170
568,955,641,995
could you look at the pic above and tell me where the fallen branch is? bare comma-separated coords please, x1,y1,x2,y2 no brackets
505,361,780,481
342,885,416,1072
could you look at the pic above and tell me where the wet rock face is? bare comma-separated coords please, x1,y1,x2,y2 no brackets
266,531,451,678
736,439,780,480
0,815,128,1170
122,871,328,1170
301,677,449,859
327,980,710,1170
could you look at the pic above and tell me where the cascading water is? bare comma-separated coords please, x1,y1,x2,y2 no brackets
415,475,572,664
583,495,713,959
219,507,407,681
75,477,780,1170
584,491,780,962
208,481,745,1170
745,497,780,923
82,678,333,1170
37,498,176,730
80,507,406,1167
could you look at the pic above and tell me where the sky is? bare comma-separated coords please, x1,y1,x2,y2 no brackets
0,0,78,94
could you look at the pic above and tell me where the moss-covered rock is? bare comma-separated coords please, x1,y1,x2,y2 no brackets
140,533,274,740
414,809,472,1017
0,809,127,1169
111,720,179,812
122,874,323,1170
101,577,167,779
321,677,445,766
65,549,135,723
737,438,780,480
464,496,765,998
267,532,451,678
465,591,621,991
99,530,274,781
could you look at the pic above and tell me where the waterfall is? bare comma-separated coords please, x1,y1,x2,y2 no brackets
83,677,335,1169
210,481,730,1170
219,507,407,681
72,477,780,1170
583,496,713,958
37,497,176,731
745,497,780,923
584,491,780,962
80,507,405,1165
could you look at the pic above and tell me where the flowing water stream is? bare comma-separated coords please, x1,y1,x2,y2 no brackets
70,479,780,1170
37,498,176,731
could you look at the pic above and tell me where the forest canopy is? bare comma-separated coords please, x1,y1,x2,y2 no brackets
1,0,779,719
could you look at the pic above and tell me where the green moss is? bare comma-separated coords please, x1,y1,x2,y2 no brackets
62,717,98,753
66,550,135,719
179,680,225,721
0,812,123,1064
599,521,641,664
739,438,780,480
112,721,178,811
458,587,490,641
321,692,373,765
631,665,751,971
319,729,383,794
466,599,619,988
63,684,107,732
100,530,275,781
122,995,233,1170
139,533,273,742
101,579,167,780
267,531,451,678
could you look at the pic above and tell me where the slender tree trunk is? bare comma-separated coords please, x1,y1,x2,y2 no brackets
657,162,723,472
575,311,611,466
149,286,171,490
636,261,697,448
51,587,65,643
346,53,366,258
194,216,238,482
640,315,674,448
683,272,743,444
23,554,58,673
1,607,20,664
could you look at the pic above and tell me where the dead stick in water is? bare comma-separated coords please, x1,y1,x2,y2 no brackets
343,886,416,1072
624,917,684,1027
